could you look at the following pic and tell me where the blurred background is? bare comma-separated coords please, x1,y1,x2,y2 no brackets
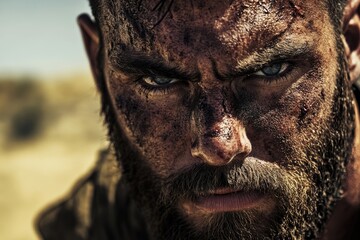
0,1,108,239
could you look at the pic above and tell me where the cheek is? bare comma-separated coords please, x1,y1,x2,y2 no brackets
242,70,335,161
110,85,192,174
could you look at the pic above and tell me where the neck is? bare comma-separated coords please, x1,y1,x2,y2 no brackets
322,99,360,239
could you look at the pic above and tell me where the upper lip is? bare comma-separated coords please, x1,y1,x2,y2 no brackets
199,187,239,196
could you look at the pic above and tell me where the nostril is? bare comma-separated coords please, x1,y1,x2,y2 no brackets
191,137,199,148
190,113,252,166
229,152,248,164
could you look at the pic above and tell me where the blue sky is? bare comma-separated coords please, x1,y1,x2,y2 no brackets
0,1,92,76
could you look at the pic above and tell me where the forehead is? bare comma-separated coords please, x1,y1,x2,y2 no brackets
103,0,331,66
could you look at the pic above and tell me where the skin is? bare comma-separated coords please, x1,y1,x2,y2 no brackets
105,0,336,177
78,0,360,239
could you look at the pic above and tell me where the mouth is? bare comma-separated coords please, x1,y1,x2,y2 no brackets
182,188,271,214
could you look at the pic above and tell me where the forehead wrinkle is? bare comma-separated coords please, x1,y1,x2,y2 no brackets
213,0,300,58
225,1,332,73
214,0,296,30
104,0,329,76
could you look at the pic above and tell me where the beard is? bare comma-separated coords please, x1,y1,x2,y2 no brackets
99,43,355,239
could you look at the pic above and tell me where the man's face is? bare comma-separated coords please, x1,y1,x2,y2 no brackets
97,0,354,239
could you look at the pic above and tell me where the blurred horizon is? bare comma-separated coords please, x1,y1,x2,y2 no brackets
0,2,107,240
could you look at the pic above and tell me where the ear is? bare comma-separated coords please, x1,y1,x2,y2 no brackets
343,0,360,83
77,14,101,90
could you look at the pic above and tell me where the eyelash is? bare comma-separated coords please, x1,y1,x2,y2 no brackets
244,62,296,85
134,76,180,95
133,61,299,95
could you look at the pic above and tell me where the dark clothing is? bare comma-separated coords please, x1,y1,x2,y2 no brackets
36,149,148,240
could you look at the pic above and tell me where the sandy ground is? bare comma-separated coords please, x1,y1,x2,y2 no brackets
0,74,108,240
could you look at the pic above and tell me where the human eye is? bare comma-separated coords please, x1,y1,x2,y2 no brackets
142,76,181,87
243,62,297,86
135,75,185,95
253,63,290,77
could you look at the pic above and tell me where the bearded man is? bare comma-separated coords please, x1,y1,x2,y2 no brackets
36,0,360,239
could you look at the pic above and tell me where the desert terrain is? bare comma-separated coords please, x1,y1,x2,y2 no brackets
0,73,108,240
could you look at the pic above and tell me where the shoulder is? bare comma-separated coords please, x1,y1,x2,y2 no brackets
35,148,122,240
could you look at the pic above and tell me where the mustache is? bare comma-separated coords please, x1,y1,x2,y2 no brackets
160,157,298,204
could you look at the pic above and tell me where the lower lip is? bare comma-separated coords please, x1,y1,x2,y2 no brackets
193,190,266,213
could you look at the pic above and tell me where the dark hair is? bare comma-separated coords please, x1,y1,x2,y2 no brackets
88,0,348,28
327,0,348,28
87,0,349,138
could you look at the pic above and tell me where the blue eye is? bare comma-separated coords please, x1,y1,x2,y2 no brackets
143,76,180,86
254,63,289,77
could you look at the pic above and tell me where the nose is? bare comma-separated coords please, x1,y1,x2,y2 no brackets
191,102,252,167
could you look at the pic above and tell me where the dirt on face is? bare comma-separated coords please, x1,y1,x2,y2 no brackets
96,0,354,239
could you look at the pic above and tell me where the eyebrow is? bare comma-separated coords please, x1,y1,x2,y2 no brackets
109,50,201,81
216,39,314,80
109,38,314,82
